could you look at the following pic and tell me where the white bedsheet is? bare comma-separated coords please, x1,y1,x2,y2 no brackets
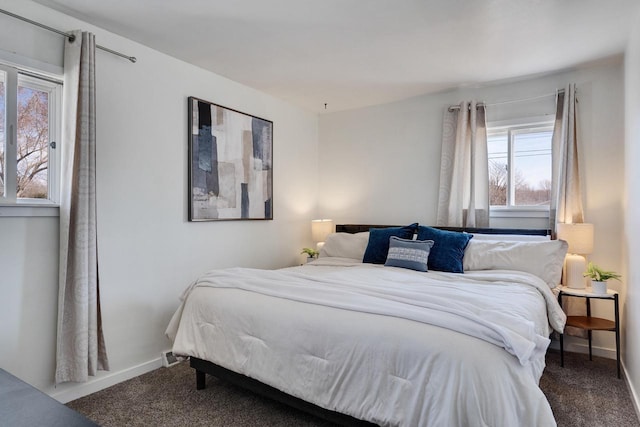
167,261,564,426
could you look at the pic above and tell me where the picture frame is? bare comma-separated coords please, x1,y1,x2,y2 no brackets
188,96,273,221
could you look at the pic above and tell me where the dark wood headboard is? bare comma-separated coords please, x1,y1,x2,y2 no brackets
335,224,551,236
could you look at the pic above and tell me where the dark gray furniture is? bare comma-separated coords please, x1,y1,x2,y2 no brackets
0,368,97,427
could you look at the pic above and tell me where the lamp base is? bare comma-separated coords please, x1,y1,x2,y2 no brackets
565,254,587,289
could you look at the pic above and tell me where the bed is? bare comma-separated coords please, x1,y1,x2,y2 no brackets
166,224,568,426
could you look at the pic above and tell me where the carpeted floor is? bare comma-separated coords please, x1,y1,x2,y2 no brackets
68,350,639,426
542,350,638,427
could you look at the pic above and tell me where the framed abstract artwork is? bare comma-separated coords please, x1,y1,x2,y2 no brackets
188,97,273,221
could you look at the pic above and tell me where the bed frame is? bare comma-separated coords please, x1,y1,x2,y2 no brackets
189,224,551,426
335,224,551,236
190,357,375,426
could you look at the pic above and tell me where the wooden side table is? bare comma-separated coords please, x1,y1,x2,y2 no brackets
557,286,620,378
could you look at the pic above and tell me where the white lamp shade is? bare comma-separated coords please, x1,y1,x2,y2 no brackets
556,223,594,255
311,219,334,242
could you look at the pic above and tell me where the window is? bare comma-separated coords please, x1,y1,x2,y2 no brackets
0,63,62,205
487,118,553,210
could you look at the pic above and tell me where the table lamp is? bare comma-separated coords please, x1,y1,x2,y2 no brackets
311,219,334,251
557,223,594,289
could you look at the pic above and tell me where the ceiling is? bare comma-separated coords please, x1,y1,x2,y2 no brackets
33,0,640,113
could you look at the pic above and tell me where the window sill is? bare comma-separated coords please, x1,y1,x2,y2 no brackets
490,207,550,219
0,204,60,217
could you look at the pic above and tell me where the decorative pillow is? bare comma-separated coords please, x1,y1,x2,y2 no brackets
416,226,472,273
463,239,569,289
319,232,370,260
384,237,434,272
363,223,418,264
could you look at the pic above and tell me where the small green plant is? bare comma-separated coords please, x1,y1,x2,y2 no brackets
301,247,319,258
583,262,621,282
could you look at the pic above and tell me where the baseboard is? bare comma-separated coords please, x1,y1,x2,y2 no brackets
548,339,616,359
621,360,640,423
50,358,163,404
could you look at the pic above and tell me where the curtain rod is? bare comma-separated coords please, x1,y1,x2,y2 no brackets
448,102,485,112
447,88,565,112
0,8,137,63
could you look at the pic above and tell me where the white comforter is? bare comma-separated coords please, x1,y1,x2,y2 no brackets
167,259,565,426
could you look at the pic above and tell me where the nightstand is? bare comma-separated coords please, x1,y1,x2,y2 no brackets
557,286,620,378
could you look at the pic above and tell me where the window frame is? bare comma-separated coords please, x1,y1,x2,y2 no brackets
487,116,554,216
0,62,62,210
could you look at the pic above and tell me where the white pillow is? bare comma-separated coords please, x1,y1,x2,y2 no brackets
463,239,568,289
319,232,369,260
468,233,550,241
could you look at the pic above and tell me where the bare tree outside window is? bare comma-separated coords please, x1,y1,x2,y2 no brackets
16,86,49,199
487,126,552,207
0,67,60,203
514,178,551,206
489,160,507,205
513,131,551,206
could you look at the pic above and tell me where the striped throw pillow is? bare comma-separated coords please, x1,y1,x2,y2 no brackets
384,236,434,272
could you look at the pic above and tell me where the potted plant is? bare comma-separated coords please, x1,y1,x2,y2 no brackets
583,262,621,294
301,247,319,263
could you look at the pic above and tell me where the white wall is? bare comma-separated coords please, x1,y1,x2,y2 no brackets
0,0,318,400
319,60,626,355
0,0,632,405
623,8,640,411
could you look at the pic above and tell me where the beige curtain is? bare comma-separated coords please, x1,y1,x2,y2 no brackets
56,30,109,383
550,84,584,228
550,84,587,338
436,101,490,227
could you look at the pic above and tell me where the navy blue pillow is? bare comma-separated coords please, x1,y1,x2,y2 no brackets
416,226,472,273
362,223,417,264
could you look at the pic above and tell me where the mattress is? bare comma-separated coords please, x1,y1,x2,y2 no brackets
166,258,565,426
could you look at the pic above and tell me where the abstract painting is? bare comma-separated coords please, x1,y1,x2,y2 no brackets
188,97,273,221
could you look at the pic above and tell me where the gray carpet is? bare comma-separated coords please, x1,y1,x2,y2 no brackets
542,350,638,427
68,350,639,426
